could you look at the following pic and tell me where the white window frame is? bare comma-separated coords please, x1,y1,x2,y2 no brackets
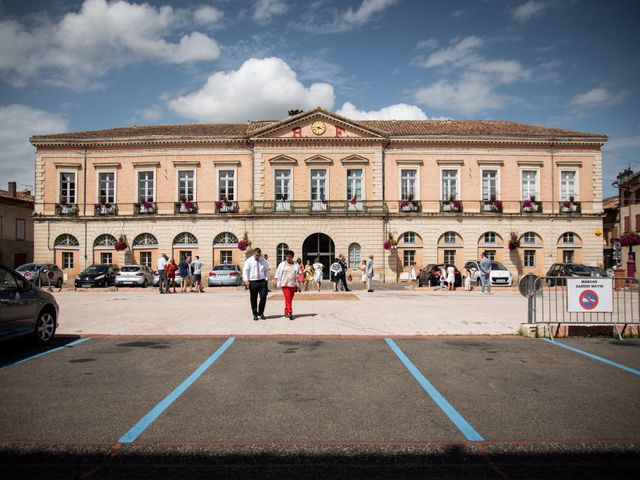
559,170,579,201
217,168,237,202
139,251,152,268
274,168,292,211
59,170,77,204
523,232,537,245
62,251,74,269
443,232,457,244
276,243,289,265
524,250,536,267
346,168,364,211
400,168,419,200
219,250,233,264
440,168,460,201
97,171,117,204
484,232,496,244
310,168,328,211
520,169,539,201
480,169,500,201
563,250,575,263
137,170,155,203
348,243,361,269
444,250,456,265
177,169,196,202
403,250,416,268
100,252,112,264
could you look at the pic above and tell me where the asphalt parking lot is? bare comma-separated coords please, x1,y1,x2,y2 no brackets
0,335,639,479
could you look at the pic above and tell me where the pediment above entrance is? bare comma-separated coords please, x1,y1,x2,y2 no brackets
250,107,386,141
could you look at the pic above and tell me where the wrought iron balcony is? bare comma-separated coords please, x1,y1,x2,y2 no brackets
55,203,78,216
134,201,157,215
399,200,421,213
93,203,118,216
559,200,581,214
174,201,198,214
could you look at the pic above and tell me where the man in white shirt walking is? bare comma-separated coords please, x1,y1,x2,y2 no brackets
243,247,270,321
157,253,168,294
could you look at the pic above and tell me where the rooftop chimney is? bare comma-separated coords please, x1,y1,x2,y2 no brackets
8,181,17,197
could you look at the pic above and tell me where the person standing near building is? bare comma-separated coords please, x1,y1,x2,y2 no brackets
338,254,350,292
365,255,374,292
275,250,298,319
296,257,305,293
243,247,270,321
166,258,177,293
463,266,472,291
312,257,324,292
330,258,342,292
409,262,417,291
304,260,313,292
480,252,492,294
447,264,456,291
191,255,204,292
156,253,167,294
178,256,190,293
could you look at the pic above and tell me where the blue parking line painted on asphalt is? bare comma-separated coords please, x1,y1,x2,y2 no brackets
0,337,92,370
543,339,640,377
385,338,484,442
119,336,236,444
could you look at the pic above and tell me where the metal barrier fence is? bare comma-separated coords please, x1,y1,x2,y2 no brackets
529,276,640,341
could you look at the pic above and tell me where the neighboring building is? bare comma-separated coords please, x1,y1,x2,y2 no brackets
0,182,34,268
30,108,606,282
602,195,619,268
612,169,640,274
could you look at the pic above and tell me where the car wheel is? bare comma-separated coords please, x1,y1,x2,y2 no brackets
476,278,482,287
34,309,56,344
142,280,148,288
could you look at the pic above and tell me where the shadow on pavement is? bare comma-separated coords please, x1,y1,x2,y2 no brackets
1,442,639,479
0,335,84,368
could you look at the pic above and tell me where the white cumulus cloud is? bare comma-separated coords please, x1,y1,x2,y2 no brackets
168,57,335,122
570,87,631,108
512,1,550,22
343,0,400,27
0,0,220,90
337,102,428,120
0,104,68,191
193,5,223,25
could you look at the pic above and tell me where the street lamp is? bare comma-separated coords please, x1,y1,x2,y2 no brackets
612,167,636,278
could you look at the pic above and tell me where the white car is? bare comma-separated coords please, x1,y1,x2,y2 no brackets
115,265,154,287
464,260,513,287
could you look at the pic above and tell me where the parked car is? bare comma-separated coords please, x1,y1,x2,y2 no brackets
464,260,514,287
115,265,154,288
545,263,594,286
0,263,59,344
16,263,64,288
152,271,183,287
418,264,462,288
74,264,118,288
586,266,614,278
208,264,243,287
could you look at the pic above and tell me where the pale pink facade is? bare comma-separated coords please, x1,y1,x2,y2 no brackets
31,108,606,282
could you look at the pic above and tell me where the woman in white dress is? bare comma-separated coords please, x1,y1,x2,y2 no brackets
447,264,456,291
312,257,324,292
409,262,417,290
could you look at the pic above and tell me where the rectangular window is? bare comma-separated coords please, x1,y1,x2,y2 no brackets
401,169,417,200
98,172,115,204
347,169,363,200
625,216,631,232
524,250,535,267
100,252,112,264
482,170,498,201
441,170,457,200
178,170,195,201
179,250,192,262
523,232,536,244
348,244,361,269
60,172,76,204
563,250,574,264
140,252,152,268
403,250,416,268
274,169,291,201
310,169,327,201
560,171,576,201
16,219,25,241
484,232,496,244
218,170,235,201
138,171,155,202
62,252,74,269
521,171,537,200
562,232,575,244
220,250,233,264
444,250,456,265
403,232,416,244
485,250,496,261
444,232,456,244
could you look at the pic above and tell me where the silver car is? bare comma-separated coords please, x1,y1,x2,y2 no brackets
153,271,183,287
16,263,64,289
115,265,154,288
208,264,243,287
0,263,59,344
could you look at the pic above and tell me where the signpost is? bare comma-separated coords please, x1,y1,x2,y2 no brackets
567,278,613,313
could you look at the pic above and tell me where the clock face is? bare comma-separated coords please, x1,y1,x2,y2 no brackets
311,121,326,135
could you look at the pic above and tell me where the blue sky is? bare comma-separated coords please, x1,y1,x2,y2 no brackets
0,0,638,198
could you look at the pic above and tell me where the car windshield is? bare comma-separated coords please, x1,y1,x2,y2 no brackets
567,264,590,273
16,263,41,272
213,265,236,271
490,262,507,270
120,266,141,272
84,266,107,274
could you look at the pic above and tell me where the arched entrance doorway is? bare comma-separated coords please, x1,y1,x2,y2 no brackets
302,233,335,279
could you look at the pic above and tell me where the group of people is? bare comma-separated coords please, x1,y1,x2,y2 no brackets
242,248,376,321
408,252,492,293
156,253,205,294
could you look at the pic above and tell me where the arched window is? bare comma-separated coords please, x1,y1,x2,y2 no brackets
173,232,198,246
93,234,116,247
276,243,289,265
348,243,361,268
213,232,238,246
560,232,581,245
54,234,79,247
443,231,458,244
133,233,158,247
521,232,539,245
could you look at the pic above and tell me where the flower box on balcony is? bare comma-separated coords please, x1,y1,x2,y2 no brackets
175,201,198,214
56,203,78,216
136,201,157,214
215,200,237,213
560,201,581,214
440,200,463,213
482,200,503,213
400,200,420,212
94,203,117,216
521,199,542,213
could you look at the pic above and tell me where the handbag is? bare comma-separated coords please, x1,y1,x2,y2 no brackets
347,273,353,282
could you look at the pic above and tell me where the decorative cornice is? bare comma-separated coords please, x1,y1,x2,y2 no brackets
92,162,121,169
172,160,201,167
437,159,464,166
268,155,298,165
395,159,424,166
555,160,583,167
53,162,81,169
212,159,241,166
340,154,369,165
304,155,333,165
476,159,504,166
517,160,545,167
